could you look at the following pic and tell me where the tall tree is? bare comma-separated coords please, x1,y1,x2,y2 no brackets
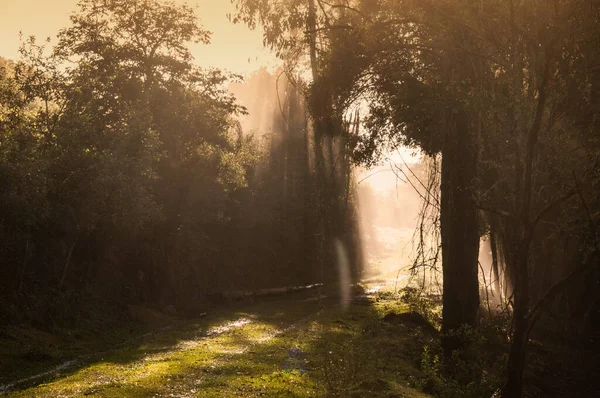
232,0,363,284
0,0,258,318
317,0,600,395
305,0,483,351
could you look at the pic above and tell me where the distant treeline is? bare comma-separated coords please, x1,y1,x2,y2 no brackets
0,0,361,327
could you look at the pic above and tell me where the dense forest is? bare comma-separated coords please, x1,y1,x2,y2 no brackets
1,0,599,397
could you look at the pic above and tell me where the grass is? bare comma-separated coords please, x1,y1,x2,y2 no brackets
2,285,434,397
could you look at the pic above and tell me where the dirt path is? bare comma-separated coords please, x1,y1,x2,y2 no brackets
3,279,428,398
2,292,329,397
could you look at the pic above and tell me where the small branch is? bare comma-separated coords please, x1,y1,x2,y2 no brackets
389,161,439,210
525,251,598,338
478,205,513,219
525,174,600,338
318,0,369,20
531,188,576,228
574,172,598,234
356,169,398,185
521,53,551,221
304,24,354,35
399,153,440,206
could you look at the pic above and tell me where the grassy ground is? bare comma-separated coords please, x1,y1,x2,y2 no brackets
1,285,435,397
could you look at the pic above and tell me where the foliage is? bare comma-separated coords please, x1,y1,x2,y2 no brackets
4,285,431,397
399,287,441,329
0,0,337,328
290,0,600,395
418,341,503,398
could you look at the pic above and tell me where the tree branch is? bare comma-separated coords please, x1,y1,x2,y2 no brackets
318,0,369,21
525,173,600,338
525,251,598,338
304,24,354,35
478,205,513,219
531,188,577,228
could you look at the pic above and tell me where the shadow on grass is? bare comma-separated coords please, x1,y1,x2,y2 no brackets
3,289,323,393
7,286,436,397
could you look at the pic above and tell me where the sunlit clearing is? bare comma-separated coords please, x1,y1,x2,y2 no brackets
355,152,429,285
478,237,511,314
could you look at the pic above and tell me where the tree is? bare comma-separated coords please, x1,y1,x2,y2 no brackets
55,0,210,90
303,0,484,352
315,0,600,395
232,0,364,284
0,0,259,320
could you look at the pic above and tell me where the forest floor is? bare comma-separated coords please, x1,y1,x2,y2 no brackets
0,280,435,397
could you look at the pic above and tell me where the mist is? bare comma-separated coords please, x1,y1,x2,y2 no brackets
2,1,599,397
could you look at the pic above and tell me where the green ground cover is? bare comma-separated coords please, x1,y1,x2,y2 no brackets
2,284,436,397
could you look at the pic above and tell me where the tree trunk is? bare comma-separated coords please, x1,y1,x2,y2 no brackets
490,227,502,300
504,304,529,396
502,50,551,396
502,238,531,396
440,107,481,355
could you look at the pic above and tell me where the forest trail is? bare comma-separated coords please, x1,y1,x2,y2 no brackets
3,279,429,398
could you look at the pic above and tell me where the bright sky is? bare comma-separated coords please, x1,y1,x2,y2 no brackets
0,0,278,75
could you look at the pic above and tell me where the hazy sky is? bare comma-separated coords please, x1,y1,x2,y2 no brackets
0,0,418,178
0,0,278,75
